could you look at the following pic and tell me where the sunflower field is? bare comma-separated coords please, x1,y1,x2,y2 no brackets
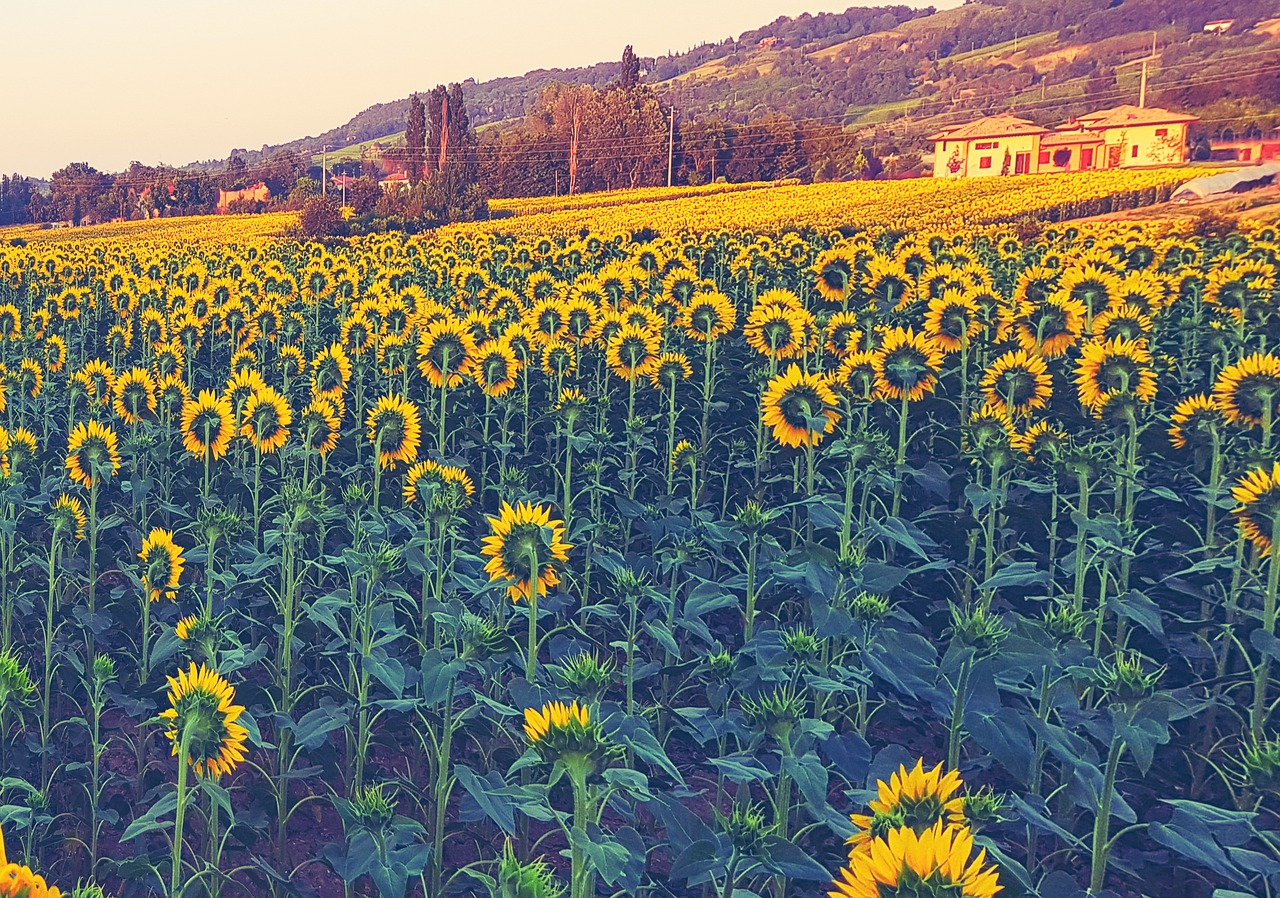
0,182,1277,898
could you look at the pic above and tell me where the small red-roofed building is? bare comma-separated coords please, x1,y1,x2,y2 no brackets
1067,105,1198,168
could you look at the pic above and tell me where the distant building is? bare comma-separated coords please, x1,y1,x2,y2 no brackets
931,105,1197,177
929,115,1048,178
1068,105,1198,167
1204,19,1234,34
216,182,270,213
378,171,410,192
1210,136,1280,164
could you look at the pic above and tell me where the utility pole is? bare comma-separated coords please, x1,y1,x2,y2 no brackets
667,105,675,188
322,145,330,195
1118,32,1158,108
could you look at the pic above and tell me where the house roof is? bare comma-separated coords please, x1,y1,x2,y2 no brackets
1042,130,1105,147
929,114,1048,142
1075,105,1199,128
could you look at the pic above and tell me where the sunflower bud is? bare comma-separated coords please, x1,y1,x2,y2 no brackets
550,652,616,702
782,626,823,664
849,591,892,625
350,783,395,831
741,687,804,743
1234,735,1280,794
498,838,565,898
948,605,1008,655
1096,651,1162,705
715,801,768,856
706,649,735,681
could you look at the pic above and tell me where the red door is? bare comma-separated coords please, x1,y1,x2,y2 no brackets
1081,148,1094,169
1014,152,1031,175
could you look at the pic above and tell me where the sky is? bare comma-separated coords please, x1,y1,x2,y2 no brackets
2,0,956,179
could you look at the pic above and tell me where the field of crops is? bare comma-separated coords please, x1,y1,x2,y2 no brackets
0,175,1276,898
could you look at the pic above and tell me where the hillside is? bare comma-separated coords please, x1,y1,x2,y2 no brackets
221,0,1280,173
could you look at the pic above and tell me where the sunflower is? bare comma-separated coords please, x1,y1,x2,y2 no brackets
176,615,199,641
240,388,292,454
761,365,841,448
923,290,981,354
65,420,121,489
1206,259,1276,324
824,310,864,357
298,397,341,456
1214,354,1280,427
744,303,809,361
865,256,913,310
835,351,880,401
681,291,737,342
831,822,1001,898
403,458,475,509
650,352,692,391
112,367,158,424
312,343,353,399
181,390,235,461
140,528,185,603
981,350,1051,416
671,439,697,471
472,339,522,397
606,324,661,380
873,328,944,402
1056,264,1120,316
16,358,42,399
73,360,116,407
1074,337,1157,413
541,340,578,378
524,699,590,744
1012,420,1068,465
340,310,376,356
366,395,421,469
159,663,248,778
813,246,857,303
1011,294,1086,359
0,826,61,898
1234,463,1280,553
417,317,477,389
480,501,572,602
49,493,87,541
0,305,21,341
1169,394,1227,451
847,760,966,859
1091,304,1153,343
527,297,569,345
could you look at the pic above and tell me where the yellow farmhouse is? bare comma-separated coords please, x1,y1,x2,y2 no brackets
931,105,1197,177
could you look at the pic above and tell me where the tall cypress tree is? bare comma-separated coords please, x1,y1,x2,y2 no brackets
621,45,640,90
405,94,426,186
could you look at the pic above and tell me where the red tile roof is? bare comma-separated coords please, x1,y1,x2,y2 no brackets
929,114,1048,142
1074,105,1199,128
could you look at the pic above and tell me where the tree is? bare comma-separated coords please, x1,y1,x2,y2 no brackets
405,94,426,186
299,195,343,238
621,45,641,90
1000,149,1012,176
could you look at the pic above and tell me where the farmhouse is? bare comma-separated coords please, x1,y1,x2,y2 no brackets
216,182,270,213
931,105,1197,178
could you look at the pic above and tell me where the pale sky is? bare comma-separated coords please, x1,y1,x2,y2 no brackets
2,0,954,178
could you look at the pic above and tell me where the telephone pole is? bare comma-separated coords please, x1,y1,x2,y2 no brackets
1118,32,1158,108
667,105,675,188
322,145,330,195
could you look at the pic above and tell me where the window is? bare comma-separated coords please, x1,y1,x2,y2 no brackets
1155,128,1168,137
1038,151,1051,165
1132,145,1139,158
979,156,993,169
1082,148,1094,168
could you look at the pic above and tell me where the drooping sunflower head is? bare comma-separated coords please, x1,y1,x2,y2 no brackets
605,324,661,380
158,663,249,779
832,822,1000,898
140,528,185,603
813,246,857,303
873,328,944,402
480,501,572,602
1014,294,1085,359
181,390,236,461
681,291,737,342
671,439,698,472
1168,394,1227,451
1233,463,1280,554
417,318,477,389
981,349,1051,416
113,367,158,424
541,339,578,378
1214,354,1280,427
1012,420,1068,466
312,343,353,399
834,352,880,401
1073,337,1156,415
744,303,810,361
403,458,474,515
962,404,1016,468
649,352,692,391
824,310,864,358
65,420,121,489
922,290,980,354
472,339,522,398
49,493,87,541
240,388,292,455
366,395,421,470
761,365,842,449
